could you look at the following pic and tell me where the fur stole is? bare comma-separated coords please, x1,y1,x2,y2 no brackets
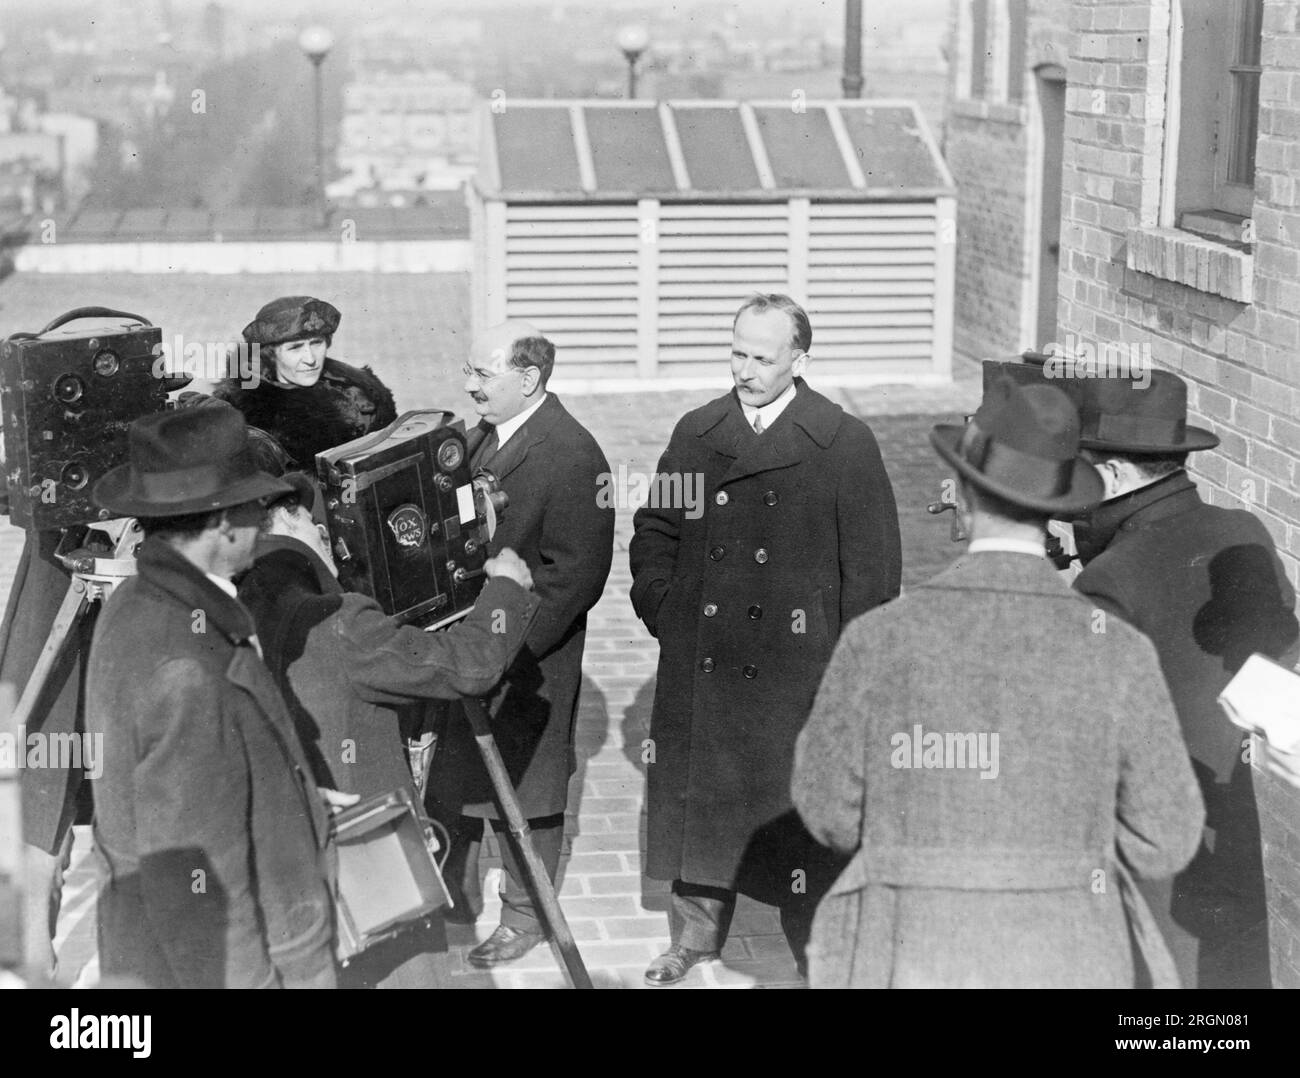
213,357,398,469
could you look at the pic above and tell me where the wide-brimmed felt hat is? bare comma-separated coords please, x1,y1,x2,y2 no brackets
265,469,326,524
930,377,1104,514
241,296,340,347
94,407,292,518
1077,369,1219,453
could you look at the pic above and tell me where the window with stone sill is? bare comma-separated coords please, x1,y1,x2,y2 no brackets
1136,0,1262,299
1164,0,1253,245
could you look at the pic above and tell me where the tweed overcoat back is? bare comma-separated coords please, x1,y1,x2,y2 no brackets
793,552,1205,988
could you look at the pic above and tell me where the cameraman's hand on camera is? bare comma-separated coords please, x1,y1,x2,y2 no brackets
485,548,533,591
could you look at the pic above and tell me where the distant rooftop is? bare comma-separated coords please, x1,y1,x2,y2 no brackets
3,198,470,244
478,99,954,202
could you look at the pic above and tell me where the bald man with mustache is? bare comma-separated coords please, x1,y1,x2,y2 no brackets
426,321,615,967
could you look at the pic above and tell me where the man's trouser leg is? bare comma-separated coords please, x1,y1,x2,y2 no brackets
490,812,565,934
669,881,735,953
440,815,486,923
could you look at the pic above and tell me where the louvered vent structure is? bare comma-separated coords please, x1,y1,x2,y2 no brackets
471,100,956,386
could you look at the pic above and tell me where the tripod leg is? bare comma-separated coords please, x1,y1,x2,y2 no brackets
11,578,91,734
461,698,592,990
8,577,91,982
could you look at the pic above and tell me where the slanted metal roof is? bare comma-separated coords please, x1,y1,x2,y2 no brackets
478,99,954,203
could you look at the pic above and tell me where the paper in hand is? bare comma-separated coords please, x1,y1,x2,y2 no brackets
1218,653,1300,753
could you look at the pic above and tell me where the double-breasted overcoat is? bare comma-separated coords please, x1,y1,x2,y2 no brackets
630,381,901,891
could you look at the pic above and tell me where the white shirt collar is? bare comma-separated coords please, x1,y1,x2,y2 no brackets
494,392,548,449
967,538,1047,558
741,381,798,431
205,572,239,598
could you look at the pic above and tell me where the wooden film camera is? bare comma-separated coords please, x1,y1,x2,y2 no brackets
332,786,452,963
316,410,502,629
1,308,170,530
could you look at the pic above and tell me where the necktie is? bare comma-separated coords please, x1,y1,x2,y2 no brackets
752,414,764,435
475,428,499,470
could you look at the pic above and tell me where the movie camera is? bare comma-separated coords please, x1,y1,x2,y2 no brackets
1,308,189,532
316,410,508,629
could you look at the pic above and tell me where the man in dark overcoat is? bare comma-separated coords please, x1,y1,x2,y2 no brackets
629,293,901,985
236,474,540,986
1071,371,1300,988
85,408,339,988
426,321,614,968
792,378,1205,988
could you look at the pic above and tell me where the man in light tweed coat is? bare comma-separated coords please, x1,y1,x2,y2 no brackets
792,378,1205,988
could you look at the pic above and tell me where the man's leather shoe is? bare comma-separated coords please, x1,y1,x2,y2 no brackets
644,944,721,986
466,925,546,968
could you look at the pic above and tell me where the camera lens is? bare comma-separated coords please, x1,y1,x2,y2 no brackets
53,374,85,404
437,438,464,472
60,461,89,490
93,350,120,376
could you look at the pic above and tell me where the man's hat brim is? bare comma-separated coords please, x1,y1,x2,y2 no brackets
930,425,1104,516
1078,425,1220,454
94,465,291,518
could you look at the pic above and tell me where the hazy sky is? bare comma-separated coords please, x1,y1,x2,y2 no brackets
6,0,950,38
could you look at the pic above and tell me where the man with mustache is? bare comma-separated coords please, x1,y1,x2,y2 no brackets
425,320,614,968
629,293,902,984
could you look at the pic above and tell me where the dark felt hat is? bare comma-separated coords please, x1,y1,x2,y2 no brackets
241,296,341,347
930,377,1104,515
94,407,291,518
1077,369,1219,453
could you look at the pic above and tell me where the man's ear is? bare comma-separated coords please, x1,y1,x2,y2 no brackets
1095,456,1126,498
521,365,543,397
792,351,809,378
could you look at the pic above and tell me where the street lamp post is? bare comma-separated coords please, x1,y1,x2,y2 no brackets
617,25,649,99
842,0,864,99
298,25,334,227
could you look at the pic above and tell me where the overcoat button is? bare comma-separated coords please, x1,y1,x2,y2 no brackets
701,657,716,673
703,603,718,617
754,548,768,564
748,605,762,619
763,491,778,507
715,491,729,506
743,665,758,679
710,545,726,561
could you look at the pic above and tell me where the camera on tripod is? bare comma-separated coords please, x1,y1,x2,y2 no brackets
1,307,189,531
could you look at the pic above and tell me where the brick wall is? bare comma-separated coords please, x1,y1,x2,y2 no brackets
944,0,1072,361
1055,0,1300,986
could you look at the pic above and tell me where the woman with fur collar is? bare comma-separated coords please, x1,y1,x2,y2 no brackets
212,296,397,470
